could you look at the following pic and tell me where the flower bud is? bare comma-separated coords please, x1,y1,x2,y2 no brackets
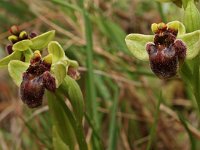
8,35,18,44
29,32,37,38
6,45,13,54
19,31,28,40
67,67,80,80
9,25,20,35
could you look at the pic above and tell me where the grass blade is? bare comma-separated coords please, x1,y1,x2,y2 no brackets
146,92,162,150
178,113,196,150
108,86,119,150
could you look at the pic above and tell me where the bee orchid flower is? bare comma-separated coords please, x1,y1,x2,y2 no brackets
125,21,200,79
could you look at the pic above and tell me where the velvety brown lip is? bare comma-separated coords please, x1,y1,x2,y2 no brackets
20,53,56,108
146,24,186,79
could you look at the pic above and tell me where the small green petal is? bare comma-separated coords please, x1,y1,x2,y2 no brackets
0,51,22,68
125,34,154,61
12,40,32,51
178,30,200,59
30,30,55,50
51,63,66,87
8,60,29,86
167,21,186,36
43,54,53,64
48,41,65,63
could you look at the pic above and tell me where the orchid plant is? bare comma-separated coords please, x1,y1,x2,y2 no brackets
0,26,87,150
125,0,200,122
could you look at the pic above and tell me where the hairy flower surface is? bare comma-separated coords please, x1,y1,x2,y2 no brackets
125,21,200,79
146,23,186,79
20,51,56,108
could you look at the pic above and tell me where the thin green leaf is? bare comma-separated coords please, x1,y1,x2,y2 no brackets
184,0,200,32
0,51,22,68
108,87,119,150
125,34,154,61
146,92,162,150
48,41,65,63
47,91,88,150
77,1,100,148
30,30,55,50
53,126,70,150
178,113,196,150
193,54,200,113
8,60,29,86
12,39,32,51
178,30,200,59
51,63,66,87
59,75,84,122
46,91,76,150
51,0,81,11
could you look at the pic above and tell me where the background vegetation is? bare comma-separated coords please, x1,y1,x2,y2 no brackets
0,0,200,149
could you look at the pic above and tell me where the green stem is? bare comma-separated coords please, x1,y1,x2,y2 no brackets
108,86,119,150
146,92,162,150
77,0,101,149
193,54,200,114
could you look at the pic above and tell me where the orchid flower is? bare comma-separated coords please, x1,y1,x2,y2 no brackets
125,21,200,79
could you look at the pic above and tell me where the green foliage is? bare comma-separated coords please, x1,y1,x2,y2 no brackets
12,40,32,51
48,41,65,63
53,126,70,150
30,30,55,50
0,51,21,68
46,91,76,150
59,76,84,122
8,60,29,86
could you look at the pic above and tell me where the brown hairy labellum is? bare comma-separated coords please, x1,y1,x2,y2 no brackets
146,23,186,79
20,54,56,108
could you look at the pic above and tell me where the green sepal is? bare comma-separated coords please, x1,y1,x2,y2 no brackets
178,30,200,59
0,51,22,68
30,30,55,50
51,63,66,87
12,39,32,51
125,34,154,61
48,41,65,63
8,60,29,86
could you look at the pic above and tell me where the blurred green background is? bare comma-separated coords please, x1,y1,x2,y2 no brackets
0,0,199,150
